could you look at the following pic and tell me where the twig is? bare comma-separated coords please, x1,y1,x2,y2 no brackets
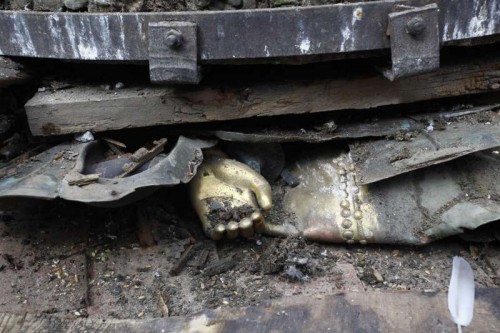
157,290,169,317
169,241,203,276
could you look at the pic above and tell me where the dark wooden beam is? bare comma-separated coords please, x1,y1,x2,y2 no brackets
25,54,500,136
0,57,30,87
0,289,498,332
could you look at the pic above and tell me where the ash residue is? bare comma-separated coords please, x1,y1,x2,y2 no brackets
260,237,326,281
205,198,254,224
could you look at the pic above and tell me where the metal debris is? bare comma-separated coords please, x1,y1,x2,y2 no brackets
350,109,500,185
0,136,215,205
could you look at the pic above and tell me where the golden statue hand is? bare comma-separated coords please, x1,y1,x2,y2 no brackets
189,152,272,240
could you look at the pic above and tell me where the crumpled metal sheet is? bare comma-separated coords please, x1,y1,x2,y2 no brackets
269,145,500,244
350,109,500,185
0,136,215,206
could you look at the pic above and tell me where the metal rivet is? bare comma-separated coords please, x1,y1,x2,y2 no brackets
406,16,426,36
343,230,354,239
340,200,350,209
353,210,363,220
342,219,352,228
341,209,351,218
166,29,183,49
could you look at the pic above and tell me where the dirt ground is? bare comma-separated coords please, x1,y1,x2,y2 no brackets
0,189,498,320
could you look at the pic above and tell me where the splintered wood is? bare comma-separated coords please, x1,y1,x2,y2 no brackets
67,174,100,186
119,138,167,178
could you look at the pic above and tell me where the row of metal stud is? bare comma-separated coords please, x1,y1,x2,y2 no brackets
334,156,370,244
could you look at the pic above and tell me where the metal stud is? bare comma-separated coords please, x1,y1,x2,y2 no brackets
342,219,353,228
343,230,354,239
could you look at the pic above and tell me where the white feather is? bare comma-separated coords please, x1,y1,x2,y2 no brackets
448,256,475,328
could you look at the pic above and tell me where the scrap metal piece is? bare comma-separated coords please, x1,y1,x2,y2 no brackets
149,22,201,84
276,146,500,244
350,109,500,185
0,0,499,64
0,136,215,206
384,4,440,80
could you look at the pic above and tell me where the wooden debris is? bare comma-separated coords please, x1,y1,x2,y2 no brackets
0,57,30,87
203,255,237,277
25,54,500,136
67,174,100,187
190,247,210,269
103,137,127,149
169,241,204,276
157,290,169,317
136,207,157,247
104,138,126,156
119,138,167,177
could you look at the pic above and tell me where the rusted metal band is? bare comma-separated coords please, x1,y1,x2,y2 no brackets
0,0,498,62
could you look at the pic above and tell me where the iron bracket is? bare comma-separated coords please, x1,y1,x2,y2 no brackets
148,21,201,84
384,3,440,81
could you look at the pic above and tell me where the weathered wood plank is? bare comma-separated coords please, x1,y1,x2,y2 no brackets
0,57,30,87
25,54,500,136
0,289,498,332
0,0,499,62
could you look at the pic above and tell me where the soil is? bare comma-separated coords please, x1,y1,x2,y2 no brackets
0,191,498,320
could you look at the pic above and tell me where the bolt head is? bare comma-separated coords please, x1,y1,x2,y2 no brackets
406,17,426,36
165,30,183,49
